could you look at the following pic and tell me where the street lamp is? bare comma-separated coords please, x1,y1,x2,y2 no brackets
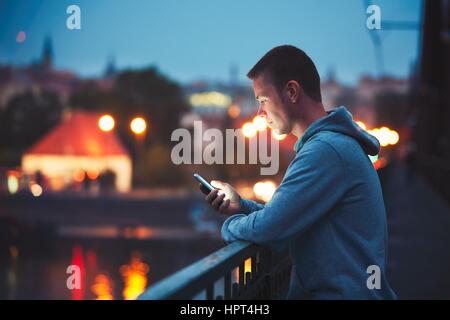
98,114,115,132
130,117,147,135
242,122,257,138
98,114,115,192
130,117,148,187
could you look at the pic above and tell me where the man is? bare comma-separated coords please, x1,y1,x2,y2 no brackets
200,45,396,299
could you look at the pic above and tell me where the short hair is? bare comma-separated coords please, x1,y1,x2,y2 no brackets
247,45,322,102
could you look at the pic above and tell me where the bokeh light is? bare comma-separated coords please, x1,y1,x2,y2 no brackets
16,31,26,43
30,183,43,197
252,116,267,131
272,130,287,140
355,121,367,130
130,117,147,135
7,174,19,194
228,104,241,118
253,181,276,202
242,122,257,138
98,115,115,132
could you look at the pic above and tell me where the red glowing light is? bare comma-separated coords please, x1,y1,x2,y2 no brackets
71,245,85,300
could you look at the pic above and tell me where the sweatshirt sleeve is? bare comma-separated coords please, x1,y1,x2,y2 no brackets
221,140,348,249
238,198,265,214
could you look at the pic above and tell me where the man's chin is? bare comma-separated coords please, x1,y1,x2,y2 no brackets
273,128,288,135
269,122,288,135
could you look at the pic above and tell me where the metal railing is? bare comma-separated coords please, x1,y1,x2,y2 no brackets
138,241,291,300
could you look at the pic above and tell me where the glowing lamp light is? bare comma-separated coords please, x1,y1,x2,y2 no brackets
252,116,267,131
272,130,287,140
30,183,43,197
228,104,241,118
73,169,86,183
390,130,400,145
190,91,232,108
98,115,115,132
130,117,147,135
378,127,391,147
253,181,276,202
367,126,400,148
244,258,252,285
87,169,100,180
242,122,257,138
355,121,367,130
7,175,19,194
373,157,388,171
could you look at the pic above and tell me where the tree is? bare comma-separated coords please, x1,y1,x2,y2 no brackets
0,90,62,165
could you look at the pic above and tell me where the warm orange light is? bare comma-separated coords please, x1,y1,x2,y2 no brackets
130,117,147,135
244,258,252,285
373,157,388,171
252,116,267,131
87,169,99,180
120,252,149,300
9,246,19,259
253,181,276,202
356,121,367,130
73,169,85,183
228,104,241,118
379,127,391,147
390,130,400,145
30,183,43,197
7,173,19,194
91,274,114,300
368,126,400,147
242,122,257,138
272,130,287,140
98,115,115,132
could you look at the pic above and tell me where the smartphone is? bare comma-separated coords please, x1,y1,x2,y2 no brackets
193,173,215,192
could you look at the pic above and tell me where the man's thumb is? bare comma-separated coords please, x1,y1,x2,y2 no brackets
210,180,224,189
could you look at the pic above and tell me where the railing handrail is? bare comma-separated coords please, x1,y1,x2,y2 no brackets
138,241,259,300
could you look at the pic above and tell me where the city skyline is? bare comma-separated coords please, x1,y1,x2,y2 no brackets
0,0,422,85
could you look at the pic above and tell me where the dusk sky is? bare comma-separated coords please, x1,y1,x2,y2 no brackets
0,0,422,85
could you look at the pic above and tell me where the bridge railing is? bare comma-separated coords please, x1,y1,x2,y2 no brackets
138,241,291,300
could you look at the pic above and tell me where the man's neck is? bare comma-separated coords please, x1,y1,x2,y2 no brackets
291,103,327,138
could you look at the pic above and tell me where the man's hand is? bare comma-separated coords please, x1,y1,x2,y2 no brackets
199,180,241,216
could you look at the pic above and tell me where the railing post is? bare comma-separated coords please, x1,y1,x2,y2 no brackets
138,241,290,300
206,285,214,300
224,272,231,300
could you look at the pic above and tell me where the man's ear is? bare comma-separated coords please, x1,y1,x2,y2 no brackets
285,80,301,103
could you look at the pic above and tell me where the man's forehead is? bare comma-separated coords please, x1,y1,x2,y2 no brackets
253,76,271,100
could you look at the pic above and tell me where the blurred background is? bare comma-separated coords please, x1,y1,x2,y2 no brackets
0,0,449,299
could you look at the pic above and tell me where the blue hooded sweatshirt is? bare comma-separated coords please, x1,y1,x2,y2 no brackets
221,106,397,299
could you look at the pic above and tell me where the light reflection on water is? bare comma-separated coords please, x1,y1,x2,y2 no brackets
1,224,223,300
58,225,209,240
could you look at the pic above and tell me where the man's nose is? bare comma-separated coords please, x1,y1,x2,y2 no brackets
257,105,267,117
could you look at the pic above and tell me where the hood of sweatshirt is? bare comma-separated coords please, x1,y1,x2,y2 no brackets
294,106,380,156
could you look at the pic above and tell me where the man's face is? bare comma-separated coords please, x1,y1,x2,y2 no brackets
253,74,292,135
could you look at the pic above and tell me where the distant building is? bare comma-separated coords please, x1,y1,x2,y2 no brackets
22,110,132,192
355,75,409,105
0,37,116,108
321,69,345,110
